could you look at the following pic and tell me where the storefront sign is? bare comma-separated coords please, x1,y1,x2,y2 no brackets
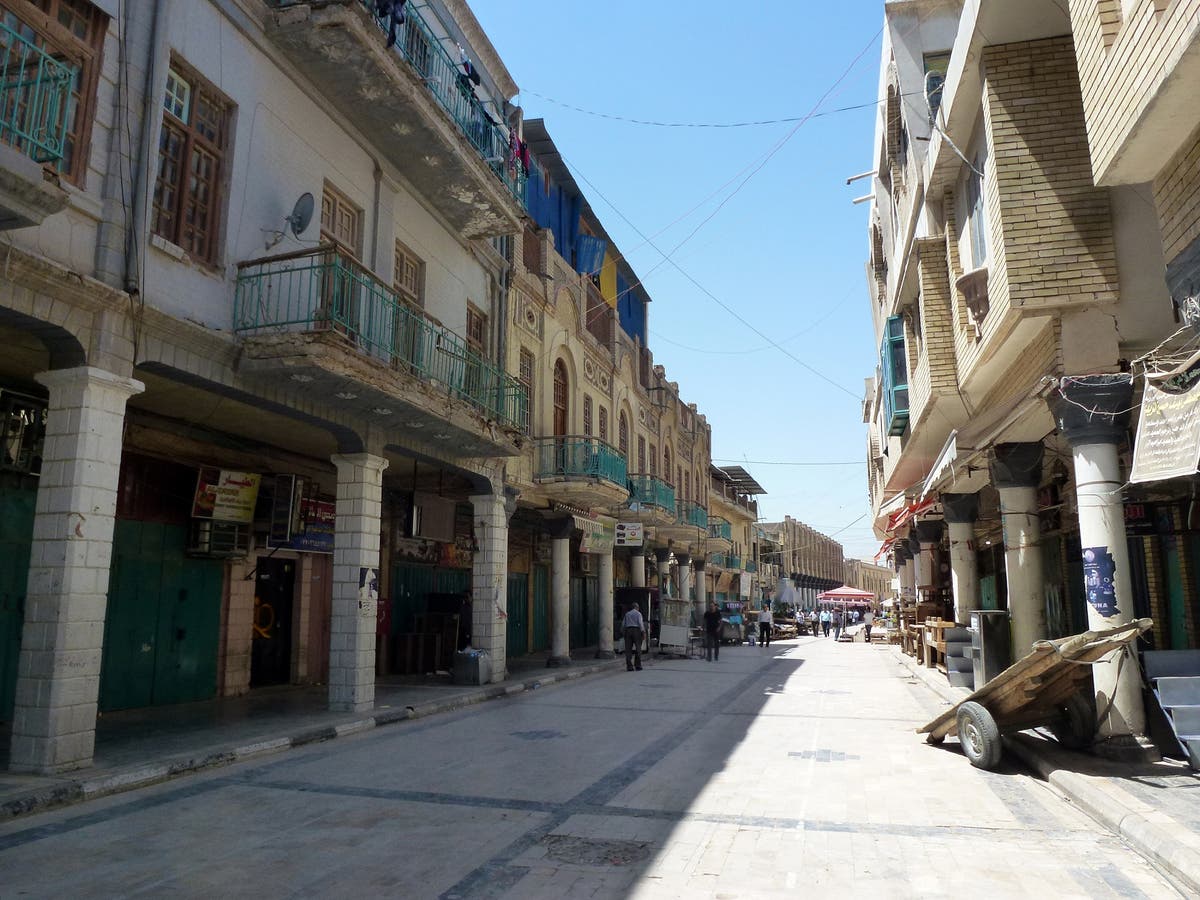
267,498,336,553
1131,380,1200,483
614,523,643,547
1082,546,1120,618
1123,502,1160,536
576,515,615,554
192,468,261,523
738,572,752,598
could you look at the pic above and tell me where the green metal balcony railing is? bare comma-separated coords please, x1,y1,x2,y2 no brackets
727,555,742,570
0,18,74,165
534,436,627,488
627,473,674,513
676,500,707,529
271,2,523,205
709,553,727,569
234,246,527,431
707,517,731,542
744,561,757,573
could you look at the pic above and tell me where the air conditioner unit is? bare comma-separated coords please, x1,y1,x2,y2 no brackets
578,553,595,575
188,519,251,558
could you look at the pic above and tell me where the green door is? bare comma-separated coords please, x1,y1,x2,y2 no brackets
100,521,222,711
0,484,36,721
506,573,528,658
980,574,998,611
391,564,436,636
1162,534,1188,649
531,565,549,651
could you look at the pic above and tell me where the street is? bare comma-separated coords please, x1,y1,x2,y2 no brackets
0,637,1179,899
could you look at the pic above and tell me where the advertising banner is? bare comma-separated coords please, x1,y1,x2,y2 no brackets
576,515,615,554
614,522,644,547
192,468,261,523
1131,379,1200,483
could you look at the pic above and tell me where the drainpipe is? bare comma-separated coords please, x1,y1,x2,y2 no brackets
125,0,172,294
369,158,382,271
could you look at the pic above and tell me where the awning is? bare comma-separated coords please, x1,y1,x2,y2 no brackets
874,537,896,562
716,571,735,592
920,430,958,500
885,497,936,535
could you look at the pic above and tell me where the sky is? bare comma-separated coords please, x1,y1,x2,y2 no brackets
471,1,886,561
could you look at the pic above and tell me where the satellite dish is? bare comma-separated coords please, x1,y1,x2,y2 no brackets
287,192,314,238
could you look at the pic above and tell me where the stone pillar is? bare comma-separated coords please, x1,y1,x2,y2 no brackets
914,520,945,603
654,548,671,598
909,535,926,599
329,452,387,712
1049,375,1147,746
693,558,707,623
596,548,614,659
943,493,981,624
630,547,646,588
547,517,572,667
470,492,508,682
894,545,913,602
9,367,143,774
990,442,1046,658
676,552,692,609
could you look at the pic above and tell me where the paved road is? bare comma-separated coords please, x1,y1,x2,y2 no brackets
0,637,1180,898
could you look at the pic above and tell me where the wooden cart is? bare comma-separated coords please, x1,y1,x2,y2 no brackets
918,618,1152,770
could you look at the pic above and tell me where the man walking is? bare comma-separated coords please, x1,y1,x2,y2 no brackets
864,608,875,642
820,607,831,637
703,601,723,662
758,603,773,647
623,601,645,671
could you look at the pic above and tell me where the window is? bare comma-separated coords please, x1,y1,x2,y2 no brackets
0,0,107,182
599,406,608,443
320,182,362,257
618,412,629,459
964,146,988,269
583,395,592,436
518,349,535,435
664,447,673,485
637,435,646,473
466,306,487,355
552,360,568,437
923,53,950,118
881,315,909,436
394,240,424,308
649,442,657,477
684,470,690,502
151,59,231,262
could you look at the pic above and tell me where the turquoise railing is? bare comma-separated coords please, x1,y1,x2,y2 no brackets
234,246,526,431
744,561,757,573
628,473,674,513
728,555,742,570
707,518,732,541
0,18,73,165
534,437,627,488
676,500,707,529
709,553,727,568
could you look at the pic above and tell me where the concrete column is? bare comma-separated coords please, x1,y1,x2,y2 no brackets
9,367,143,774
914,520,945,603
630,548,646,588
596,548,614,659
943,493,981,624
676,552,692,609
329,452,387,712
547,517,572,667
991,442,1046,658
693,558,707,623
909,535,927,599
654,548,671,598
470,492,508,682
1049,375,1146,746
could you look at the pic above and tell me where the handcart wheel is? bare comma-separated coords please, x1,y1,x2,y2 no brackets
956,701,1003,770
1049,691,1095,750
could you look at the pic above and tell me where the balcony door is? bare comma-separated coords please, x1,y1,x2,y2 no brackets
552,359,569,475
319,183,363,337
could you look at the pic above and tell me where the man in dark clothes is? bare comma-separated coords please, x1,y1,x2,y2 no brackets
623,602,645,671
703,601,724,662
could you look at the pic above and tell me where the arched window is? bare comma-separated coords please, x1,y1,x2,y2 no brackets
664,446,673,485
553,360,568,437
684,470,690,502
618,412,629,459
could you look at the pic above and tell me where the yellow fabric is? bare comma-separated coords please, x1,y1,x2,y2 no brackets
600,251,618,308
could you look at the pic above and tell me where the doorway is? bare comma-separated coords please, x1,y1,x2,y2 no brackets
251,557,296,687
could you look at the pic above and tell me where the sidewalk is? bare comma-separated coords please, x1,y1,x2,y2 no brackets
896,646,1200,895
0,650,629,821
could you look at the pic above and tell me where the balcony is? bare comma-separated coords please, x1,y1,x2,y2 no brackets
655,499,708,549
0,19,72,228
744,561,757,574
532,436,629,509
234,246,526,456
707,516,732,552
624,473,676,527
727,554,742,570
709,553,727,569
264,1,523,238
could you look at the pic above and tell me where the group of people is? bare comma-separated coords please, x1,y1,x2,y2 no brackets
803,607,875,641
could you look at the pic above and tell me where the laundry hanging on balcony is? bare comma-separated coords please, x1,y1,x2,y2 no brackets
374,0,407,48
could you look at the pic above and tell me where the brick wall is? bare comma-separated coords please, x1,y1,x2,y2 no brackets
1154,126,1200,264
983,37,1119,313
1143,535,1167,649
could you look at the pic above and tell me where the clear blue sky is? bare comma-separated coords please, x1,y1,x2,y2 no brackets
473,1,885,561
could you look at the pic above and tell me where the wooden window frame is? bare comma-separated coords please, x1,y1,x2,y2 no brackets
466,304,487,356
152,56,232,264
518,348,535,434
598,405,608,443
637,435,646,473
393,239,424,308
1,0,107,185
618,412,629,459
583,394,592,437
320,181,363,259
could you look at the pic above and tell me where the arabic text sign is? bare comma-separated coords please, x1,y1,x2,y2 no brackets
576,516,615,554
614,522,643,547
1130,380,1200,483
192,468,261,523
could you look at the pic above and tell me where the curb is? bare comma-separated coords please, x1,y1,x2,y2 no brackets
1,658,623,822
892,647,1200,895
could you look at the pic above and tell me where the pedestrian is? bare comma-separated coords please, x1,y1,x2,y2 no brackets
820,608,831,637
758,603,773,647
703,601,723,662
833,608,844,642
622,601,644,671
864,608,875,642
808,609,819,637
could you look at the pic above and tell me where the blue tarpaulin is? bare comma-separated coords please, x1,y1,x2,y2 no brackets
575,234,607,276
617,274,646,344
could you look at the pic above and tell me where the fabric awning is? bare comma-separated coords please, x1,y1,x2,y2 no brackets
715,571,735,592
921,430,958,499
885,497,936,535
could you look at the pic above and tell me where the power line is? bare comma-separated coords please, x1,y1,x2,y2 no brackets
711,458,862,466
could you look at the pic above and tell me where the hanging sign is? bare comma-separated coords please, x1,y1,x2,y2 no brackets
576,515,615,554
739,572,752,598
1082,546,1120,618
268,498,335,553
192,468,261,523
1130,379,1200,483
615,522,644,547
